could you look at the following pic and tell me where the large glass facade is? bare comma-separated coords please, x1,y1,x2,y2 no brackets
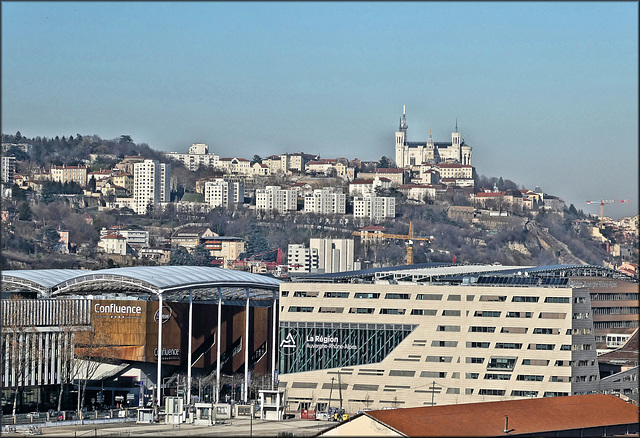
279,321,416,373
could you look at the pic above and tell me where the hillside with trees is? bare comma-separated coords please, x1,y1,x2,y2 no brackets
2,132,635,271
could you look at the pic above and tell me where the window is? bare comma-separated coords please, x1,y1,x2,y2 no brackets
385,293,410,300
466,295,475,301
293,291,319,297
442,310,461,316
512,296,539,302
544,297,570,303
465,388,474,395
470,326,496,333
349,307,374,314
411,309,437,316
487,358,516,370
544,392,569,397
466,357,484,364
420,371,447,378
495,343,522,349
539,312,566,319
478,389,505,396
560,344,571,351
506,312,532,318
446,388,460,394
437,325,460,332
501,327,527,334
528,343,555,350
324,292,349,298
389,370,415,377
466,342,490,348
448,294,461,301
288,306,313,313
465,373,479,379
484,373,511,380
533,328,559,334
517,375,544,381
380,308,406,315
319,307,344,314
554,360,568,367
416,294,442,300
354,292,379,299
474,311,501,317
281,291,289,297
550,376,570,382
522,359,549,366
479,295,507,302
431,340,458,347
511,390,538,397
426,356,452,363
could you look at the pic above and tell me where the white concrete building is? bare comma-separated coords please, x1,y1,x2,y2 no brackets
97,233,129,255
395,106,472,168
133,159,171,215
348,176,392,197
218,158,251,175
1,155,16,184
204,178,245,208
278,265,606,412
353,194,396,223
304,188,346,215
256,186,298,214
287,244,319,274
309,238,355,274
100,228,150,248
164,143,220,171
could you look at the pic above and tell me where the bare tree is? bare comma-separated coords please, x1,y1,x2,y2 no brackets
72,315,113,418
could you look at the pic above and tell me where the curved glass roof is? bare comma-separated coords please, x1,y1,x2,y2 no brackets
2,266,281,301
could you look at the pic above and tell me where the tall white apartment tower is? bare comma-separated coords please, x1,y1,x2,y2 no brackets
133,159,171,215
309,238,355,273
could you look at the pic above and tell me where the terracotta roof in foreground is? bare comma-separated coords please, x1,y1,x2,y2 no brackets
364,394,639,437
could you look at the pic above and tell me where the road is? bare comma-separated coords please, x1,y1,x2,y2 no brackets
7,417,332,437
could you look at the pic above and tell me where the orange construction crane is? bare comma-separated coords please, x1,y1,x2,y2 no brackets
352,221,433,265
586,199,630,226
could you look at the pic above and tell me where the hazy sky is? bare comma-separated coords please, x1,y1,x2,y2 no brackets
2,2,637,219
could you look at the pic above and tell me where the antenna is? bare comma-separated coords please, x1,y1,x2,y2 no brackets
504,415,509,434
455,118,458,132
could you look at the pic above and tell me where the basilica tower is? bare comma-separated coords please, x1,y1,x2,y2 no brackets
395,105,408,167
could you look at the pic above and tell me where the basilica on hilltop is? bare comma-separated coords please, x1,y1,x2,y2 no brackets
395,106,472,168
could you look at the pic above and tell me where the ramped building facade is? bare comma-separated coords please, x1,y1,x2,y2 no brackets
277,264,638,412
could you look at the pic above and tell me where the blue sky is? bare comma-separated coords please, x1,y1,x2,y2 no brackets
2,2,637,219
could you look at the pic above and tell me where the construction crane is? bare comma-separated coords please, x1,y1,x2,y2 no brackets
586,199,630,226
352,221,433,265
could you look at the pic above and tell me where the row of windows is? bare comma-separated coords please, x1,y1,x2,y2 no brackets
288,307,570,320
286,291,573,303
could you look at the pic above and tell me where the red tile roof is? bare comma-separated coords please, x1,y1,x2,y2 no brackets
363,394,639,437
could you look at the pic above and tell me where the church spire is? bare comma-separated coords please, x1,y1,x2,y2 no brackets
399,105,408,132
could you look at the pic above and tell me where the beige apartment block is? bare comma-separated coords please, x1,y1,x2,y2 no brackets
277,274,601,412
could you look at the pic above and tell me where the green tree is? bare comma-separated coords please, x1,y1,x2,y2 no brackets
17,202,32,221
192,244,211,266
87,176,97,192
170,246,194,265
245,221,270,256
40,225,61,252
378,156,391,168
497,177,505,190
251,155,262,165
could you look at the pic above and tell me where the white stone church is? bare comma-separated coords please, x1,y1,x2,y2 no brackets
395,106,472,168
